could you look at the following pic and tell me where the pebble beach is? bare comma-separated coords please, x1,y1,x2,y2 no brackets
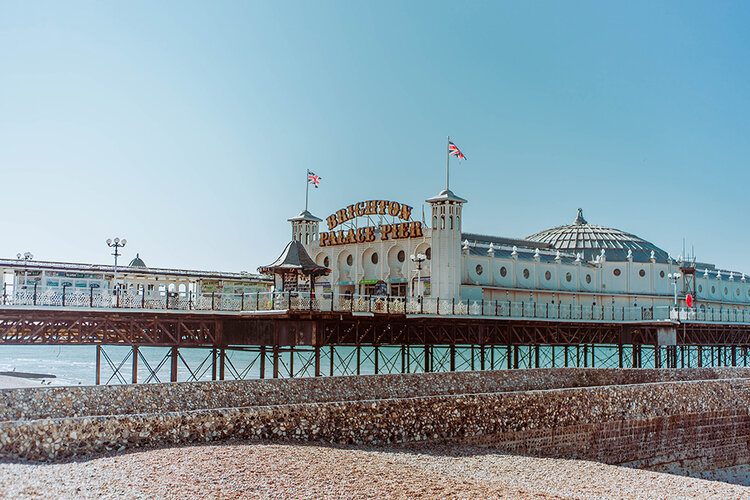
0,442,747,499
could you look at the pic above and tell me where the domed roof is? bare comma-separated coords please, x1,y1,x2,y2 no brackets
128,253,147,268
525,209,670,263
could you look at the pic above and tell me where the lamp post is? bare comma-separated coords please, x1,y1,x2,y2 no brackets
410,253,426,298
16,252,33,288
667,272,681,307
106,238,127,275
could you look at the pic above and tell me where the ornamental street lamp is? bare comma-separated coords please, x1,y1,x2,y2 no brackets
16,252,33,288
106,237,127,277
410,253,426,298
667,272,681,307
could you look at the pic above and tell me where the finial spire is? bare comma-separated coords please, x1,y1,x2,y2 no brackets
574,208,587,225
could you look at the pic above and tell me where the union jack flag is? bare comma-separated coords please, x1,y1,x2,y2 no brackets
448,141,466,160
307,170,322,188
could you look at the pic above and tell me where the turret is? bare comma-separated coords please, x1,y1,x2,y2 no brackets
288,210,322,253
426,189,467,300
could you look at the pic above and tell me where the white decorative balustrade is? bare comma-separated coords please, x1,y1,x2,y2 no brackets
2,284,750,324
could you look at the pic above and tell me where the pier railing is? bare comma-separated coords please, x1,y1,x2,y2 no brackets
2,285,749,324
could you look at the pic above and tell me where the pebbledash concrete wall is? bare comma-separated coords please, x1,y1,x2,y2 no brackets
1,368,750,468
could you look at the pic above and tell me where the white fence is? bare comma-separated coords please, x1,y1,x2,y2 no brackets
3,285,749,324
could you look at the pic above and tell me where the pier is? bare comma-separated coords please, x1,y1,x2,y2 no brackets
1,292,749,384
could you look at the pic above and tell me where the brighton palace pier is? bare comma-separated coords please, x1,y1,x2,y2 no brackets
2,181,750,382
293,189,745,319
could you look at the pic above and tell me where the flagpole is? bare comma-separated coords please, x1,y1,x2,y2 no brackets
445,136,450,191
305,170,309,212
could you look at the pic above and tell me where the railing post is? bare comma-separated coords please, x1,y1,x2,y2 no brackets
288,291,291,310
481,299,484,316
271,292,275,310
386,295,390,314
62,284,67,307
142,289,146,308
165,291,169,310
420,296,424,314
241,292,245,311
90,285,94,307
437,297,440,315
2,283,6,305
33,283,37,306
211,292,215,310
256,292,260,311
116,288,120,308
452,298,455,315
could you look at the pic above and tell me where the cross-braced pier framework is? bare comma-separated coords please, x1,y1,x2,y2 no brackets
1,309,750,384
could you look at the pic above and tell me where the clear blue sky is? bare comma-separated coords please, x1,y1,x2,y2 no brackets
1,1,748,272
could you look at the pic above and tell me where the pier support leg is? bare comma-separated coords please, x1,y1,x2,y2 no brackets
273,346,279,378
260,346,266,379
491,345,496,370
470,345,475,371
329,345,334,376
170,346,178,383
654,345,661,369
357,345,361,375
95,345,101,385
132,345,139,384
534,345,540,369
564,345,569,368
697,346,703,367
314,346,321,377
400,345,405,374
507,345,512,369
551,345,555,368
480,345,486,371
424,345,430,373
450,344,456,372
732,346,737,367
582,345,588,368
618,343,623,368
211,349,217,380
219,348,226,380
513,345,519,369
289,347,295,378
374,346,379,375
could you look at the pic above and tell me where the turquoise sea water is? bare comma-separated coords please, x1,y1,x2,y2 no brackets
0,343,719,387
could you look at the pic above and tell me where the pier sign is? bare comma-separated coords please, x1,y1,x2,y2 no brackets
320,200,424,247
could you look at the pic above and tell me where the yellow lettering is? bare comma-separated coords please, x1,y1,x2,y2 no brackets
396,222,410,239
377,200,388,215
366,200,378,215
388,201,400,217
320,233,329,246
400,204,413,221
380,224,392,240
345,229,356,244
355,202,366,217
411,221,423,238
365,226,376,242
327,215,338,231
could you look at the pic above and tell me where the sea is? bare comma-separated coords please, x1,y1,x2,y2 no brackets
0,344,668,387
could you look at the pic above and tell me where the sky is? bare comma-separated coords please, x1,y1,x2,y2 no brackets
0,1,748,273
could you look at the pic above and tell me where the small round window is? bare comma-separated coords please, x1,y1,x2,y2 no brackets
585,274,592,284
545,270,551,281
660,270,665,278
711,286,716,294
737,288,741,296
476,264,483,276
346,254,353,266
500,266,507,277
565,272,572,282
724,287,729,295
613,269,621,277
698,284,703,293
371,253,378,265
323,256,330,267
425,248,431,260
397,250,405,263
523,268,530,279
639,269,646,277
